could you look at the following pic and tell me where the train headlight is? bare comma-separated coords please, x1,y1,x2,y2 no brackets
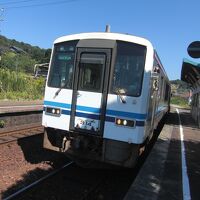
45,107,61,117
52,109,55,114
115,118,135,128
123,120,127,126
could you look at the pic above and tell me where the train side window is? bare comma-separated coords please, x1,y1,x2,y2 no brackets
164,83,170,102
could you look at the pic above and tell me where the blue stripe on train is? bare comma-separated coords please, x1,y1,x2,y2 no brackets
44,100,71,109
75,111,100,120
44,100,101,114
44,100,146,120
44,106,145,127
106,109,146,120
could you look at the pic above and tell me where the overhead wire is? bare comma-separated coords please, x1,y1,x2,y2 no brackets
0,0,80,10
0,0,38,5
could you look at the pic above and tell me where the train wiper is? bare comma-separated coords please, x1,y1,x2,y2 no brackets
115,88,126,104
54,87,62,97
54,82,67,97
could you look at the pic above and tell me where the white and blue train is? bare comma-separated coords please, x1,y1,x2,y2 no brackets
42,31,170,168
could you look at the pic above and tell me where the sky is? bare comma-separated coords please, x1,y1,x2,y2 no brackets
0,0,199,80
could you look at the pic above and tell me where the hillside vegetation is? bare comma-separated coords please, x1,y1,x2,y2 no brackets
0,35,50,100
170,79,190,108
170,79,190,94
0,68,45,100
0,35,51,74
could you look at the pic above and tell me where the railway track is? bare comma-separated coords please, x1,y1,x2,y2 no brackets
3,161,74,200
81,176,107,200
0,110,167,200
2,159,109,200
0,119,166,200
0,124,44,145
3,163,111,200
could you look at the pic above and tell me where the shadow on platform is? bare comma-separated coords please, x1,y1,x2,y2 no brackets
166,109,198,129
125,110,200,200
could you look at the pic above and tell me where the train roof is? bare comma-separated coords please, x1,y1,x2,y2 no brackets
54,32,153,49
181,58,200,85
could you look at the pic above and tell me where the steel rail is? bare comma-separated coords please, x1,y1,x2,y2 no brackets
0,124,43,136
0,132,43,146
3,161,74,200
81,176,106,200
0,125,44,145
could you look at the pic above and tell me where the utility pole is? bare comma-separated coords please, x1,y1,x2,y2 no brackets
0,8,4,33
0,8,4,62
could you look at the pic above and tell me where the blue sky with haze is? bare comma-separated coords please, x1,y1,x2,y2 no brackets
0,0,199,80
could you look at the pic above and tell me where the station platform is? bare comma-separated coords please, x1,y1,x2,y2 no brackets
0,100,43,114
124,106,200,200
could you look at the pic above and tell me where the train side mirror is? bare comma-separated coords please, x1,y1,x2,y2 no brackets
153,78,159,91
153,66,160,73
152,65,160,91
152,73,159,91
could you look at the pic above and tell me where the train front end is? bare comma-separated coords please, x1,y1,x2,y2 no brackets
42,33,154,167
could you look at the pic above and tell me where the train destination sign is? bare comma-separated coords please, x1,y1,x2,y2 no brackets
187,41,200,58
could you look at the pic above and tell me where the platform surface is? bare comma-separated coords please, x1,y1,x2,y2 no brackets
0,100,43,114
124,106,200,200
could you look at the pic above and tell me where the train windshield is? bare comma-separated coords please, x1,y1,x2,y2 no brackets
111,41,146,97
48,40,78,88
48,40,146,96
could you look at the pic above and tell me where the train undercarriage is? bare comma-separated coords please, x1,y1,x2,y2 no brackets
43,127,140,168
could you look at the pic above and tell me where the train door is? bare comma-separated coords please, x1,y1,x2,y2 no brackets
70,48,111,135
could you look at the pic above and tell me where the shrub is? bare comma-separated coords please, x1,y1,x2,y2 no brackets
0,68,45,100
0,120,5,128
170,96,189,108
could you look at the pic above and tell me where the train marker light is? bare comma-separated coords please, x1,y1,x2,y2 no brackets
45,107,61,116
117,119,121,125
115,118,135,128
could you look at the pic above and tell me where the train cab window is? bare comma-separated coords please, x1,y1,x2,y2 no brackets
111,41,146,97
78,53,105,92
48,40,78,88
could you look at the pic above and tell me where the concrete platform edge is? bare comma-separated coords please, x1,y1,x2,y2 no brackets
124,124,173,200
